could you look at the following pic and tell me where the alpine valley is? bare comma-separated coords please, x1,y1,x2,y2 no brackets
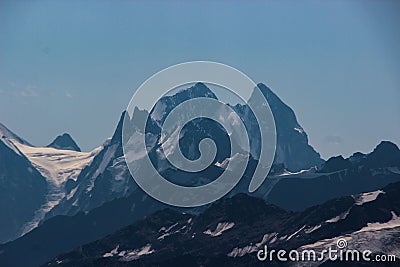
0,84,399,267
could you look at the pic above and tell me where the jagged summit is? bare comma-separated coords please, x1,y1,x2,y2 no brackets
47,133,81,152
150,82,217,126
177,82,217,99
147,82,323,171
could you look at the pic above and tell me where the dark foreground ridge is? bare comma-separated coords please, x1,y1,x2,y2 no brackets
44,182,400,267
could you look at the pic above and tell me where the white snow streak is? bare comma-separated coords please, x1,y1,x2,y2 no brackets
204,222,235,237
354,190,385,206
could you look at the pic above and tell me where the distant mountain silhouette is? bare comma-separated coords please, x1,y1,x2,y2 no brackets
47,133,81,152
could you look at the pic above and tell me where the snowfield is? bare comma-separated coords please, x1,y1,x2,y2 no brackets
14,142,101,185
12,141,101,234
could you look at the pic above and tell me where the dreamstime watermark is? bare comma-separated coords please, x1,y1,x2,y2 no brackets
257,238,397,263
122,61,276,207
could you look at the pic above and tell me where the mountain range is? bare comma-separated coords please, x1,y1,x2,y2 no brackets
44,180,400,266
0,83,399,266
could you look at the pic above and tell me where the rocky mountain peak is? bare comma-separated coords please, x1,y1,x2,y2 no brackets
47,133,81,152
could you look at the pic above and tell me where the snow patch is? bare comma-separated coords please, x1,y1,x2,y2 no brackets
66,187,78,200
305,224,322,234
103,245,120,258
228,232,277,258
326,209,351,223
215,153,248,171
278,169,310,177
356,212,400,233
298,225,400,266
157,223,180,240
120,244,154,261
204,222,235,237
286,225,306,240
13,142,101,234
294,127,304,134
354,190,385,206
228,245,258,257
86,144,118,192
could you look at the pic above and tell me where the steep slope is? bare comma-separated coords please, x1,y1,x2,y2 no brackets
12,142,101,235
0,123,31,146
43,113,138,218
253,83,323,171
0,124,47,243
0,123,100,243
47,133,81,152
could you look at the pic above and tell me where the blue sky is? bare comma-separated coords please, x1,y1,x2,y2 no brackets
0,0,399,159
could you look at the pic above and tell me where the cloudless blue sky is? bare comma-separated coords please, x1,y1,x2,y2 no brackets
0,0,399,159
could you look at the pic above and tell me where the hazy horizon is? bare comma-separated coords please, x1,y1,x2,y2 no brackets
1,0,399,159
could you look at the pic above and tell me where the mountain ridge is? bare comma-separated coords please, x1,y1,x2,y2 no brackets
42,181,400,266
43,82,324,220
0,140,398,266
0,122,31,146
0,83,398,266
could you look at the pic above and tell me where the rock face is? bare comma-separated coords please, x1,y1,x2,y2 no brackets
255,83,324,171
150,82,324,171
47,133,81,152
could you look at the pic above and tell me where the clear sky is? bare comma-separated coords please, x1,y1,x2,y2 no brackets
0,0,399,159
